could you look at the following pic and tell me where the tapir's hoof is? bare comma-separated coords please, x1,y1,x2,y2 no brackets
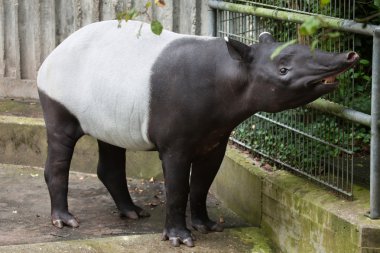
51,212,79,228
161,228,195,247
137,209,151,218
120,206,150,219
192,220,224,234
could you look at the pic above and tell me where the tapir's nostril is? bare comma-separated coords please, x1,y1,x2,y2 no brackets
347,51,359,62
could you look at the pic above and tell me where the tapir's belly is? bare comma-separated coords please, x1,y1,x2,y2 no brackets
37,20,182,150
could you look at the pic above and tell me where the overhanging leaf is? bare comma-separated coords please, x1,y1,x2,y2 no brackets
145,2,152,9
299,16,322,36
270,39,297,60
327,31,340,38
360,59,370,65
320,0,330,7
311,39,319,52
151,20,163,35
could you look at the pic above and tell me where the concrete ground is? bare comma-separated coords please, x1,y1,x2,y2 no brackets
0,164,274,252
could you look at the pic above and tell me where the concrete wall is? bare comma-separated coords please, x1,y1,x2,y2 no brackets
0,0,211,98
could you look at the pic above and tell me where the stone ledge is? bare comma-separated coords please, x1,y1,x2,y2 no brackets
0,115,162,179
216,146,380,253
0,78,38,99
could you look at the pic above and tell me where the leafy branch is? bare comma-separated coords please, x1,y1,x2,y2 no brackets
271,0,335,59
117,0,166,36
270,14,339,59
271,0,380,59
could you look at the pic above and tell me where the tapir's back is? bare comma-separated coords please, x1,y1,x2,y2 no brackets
38,20,184,150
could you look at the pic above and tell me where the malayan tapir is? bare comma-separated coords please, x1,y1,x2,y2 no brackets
37,20,359,247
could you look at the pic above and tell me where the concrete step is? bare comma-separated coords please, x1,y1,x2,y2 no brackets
0,230,273,253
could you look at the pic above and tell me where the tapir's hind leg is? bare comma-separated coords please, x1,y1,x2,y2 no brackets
38,90,84,228
190,138,229,234
97,140,150,219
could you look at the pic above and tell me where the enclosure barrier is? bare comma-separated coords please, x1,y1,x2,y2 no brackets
371,28,380,219
208,0,380,219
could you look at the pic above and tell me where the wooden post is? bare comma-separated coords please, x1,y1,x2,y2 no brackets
4,0,20,79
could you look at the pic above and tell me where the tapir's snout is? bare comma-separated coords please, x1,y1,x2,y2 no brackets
346,51,360,63
325,50,359,70
306,50,359,88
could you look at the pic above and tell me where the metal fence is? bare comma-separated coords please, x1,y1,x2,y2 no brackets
208,0,380,218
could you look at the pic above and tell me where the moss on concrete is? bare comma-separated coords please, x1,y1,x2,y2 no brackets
212,152,262,226
0,98,43,118
229,227,275,253
223,146,380,253
125,151,163,180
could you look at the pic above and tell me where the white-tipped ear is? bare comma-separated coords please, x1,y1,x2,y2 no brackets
259,32,275,43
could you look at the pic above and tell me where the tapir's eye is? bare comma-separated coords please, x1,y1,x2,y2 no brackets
279,68,289,75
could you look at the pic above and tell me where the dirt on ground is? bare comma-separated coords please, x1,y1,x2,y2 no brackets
0,164,250,247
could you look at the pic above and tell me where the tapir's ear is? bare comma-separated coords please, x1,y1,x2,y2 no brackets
225,37,252,62
259,32,275,43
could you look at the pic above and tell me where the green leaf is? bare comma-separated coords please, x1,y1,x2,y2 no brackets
145,1,152,9
360,59,370,65
299,16,322,36
363,75,371,81
117,9,140,23
128,9,140,20
320,0,330,7
116,12,125,21
151,20,163,35
311,39,319,52
270,39,297,60
327,31,340,38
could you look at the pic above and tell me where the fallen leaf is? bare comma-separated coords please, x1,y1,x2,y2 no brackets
150,202,158,207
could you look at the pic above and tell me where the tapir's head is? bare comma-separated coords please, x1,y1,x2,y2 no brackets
225,33,359,113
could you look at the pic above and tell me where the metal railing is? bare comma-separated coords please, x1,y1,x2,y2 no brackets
208,0,380,219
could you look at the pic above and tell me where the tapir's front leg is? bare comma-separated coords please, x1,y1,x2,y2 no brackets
190,138,228,233
160,151,194,247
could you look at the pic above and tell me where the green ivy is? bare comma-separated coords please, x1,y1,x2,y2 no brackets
116,0,165,36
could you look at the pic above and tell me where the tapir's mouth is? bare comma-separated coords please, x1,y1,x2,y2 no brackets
310,73,339,88
311,53,359,88
321,75,338,85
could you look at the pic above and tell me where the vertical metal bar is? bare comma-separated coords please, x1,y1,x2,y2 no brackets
370,28,380,219
208,0,217,37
